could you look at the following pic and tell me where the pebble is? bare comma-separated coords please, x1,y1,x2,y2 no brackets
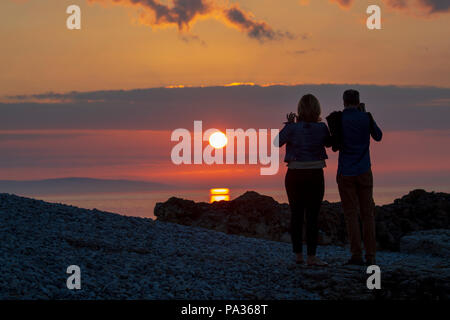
0,193,448,300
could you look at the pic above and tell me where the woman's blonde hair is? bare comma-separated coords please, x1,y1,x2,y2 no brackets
298,94,321,123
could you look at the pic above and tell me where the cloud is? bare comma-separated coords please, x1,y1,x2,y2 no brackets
329,0,353,9
2,85,449,189
129,0,210,30
384,0,408,10
328,0,450,15
288,48,319,55
418,0,450,13
87,0,294,41
223,5,284,41
2,84,450,132
389,0,450,14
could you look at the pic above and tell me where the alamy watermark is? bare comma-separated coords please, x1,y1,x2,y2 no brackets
367,5,382,30
366,265,381,290
65,5,381,31
171,121,280,175
66,265,81,290
66,5,81,30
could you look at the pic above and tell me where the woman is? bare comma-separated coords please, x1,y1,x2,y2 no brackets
278,94,331,266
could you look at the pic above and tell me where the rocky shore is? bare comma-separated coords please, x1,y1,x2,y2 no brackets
155,189,450,252
0,192,449,300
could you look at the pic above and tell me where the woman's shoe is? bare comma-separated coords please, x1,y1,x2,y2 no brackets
295,253,304,264
307,256,328,267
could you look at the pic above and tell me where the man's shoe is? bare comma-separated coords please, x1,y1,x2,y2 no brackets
365,257,377,266
344,256,365,266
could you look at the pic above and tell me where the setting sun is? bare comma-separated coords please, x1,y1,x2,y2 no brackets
210,188,230,203
209,131,228,149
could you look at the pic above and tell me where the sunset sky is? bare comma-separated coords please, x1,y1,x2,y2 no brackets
1,0,449,95
0,0,449,198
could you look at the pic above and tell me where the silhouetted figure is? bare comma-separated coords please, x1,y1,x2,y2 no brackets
278,94,332,266
326,89,382,266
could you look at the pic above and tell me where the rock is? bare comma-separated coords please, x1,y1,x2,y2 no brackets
155,189,450,252
255,223,267,236
400,229,450,257
375,190,450,251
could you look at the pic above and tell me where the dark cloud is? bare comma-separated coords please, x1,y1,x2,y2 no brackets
179,33,207,46
88,0,294,41
328,0,450,14
2,84,450,132
223,5,291,41
130,0,210,30
418,0,450,13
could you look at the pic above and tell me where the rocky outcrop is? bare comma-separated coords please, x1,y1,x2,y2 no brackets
154,191,293,242
154,189,450,252
375,189,450,250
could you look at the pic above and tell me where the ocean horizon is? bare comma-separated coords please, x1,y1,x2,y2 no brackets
12,185,447,219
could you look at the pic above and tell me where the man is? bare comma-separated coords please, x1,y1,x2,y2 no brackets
326,89,382,266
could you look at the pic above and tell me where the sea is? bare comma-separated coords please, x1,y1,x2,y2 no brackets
31,185,447,219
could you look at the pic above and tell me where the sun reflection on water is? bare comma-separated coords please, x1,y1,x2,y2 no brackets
210,188,230,203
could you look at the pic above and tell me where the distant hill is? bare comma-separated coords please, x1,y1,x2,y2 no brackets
0,178,172,196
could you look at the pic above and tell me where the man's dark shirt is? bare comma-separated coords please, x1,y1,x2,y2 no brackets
337,108,382,176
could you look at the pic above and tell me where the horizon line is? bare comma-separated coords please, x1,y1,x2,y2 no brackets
3,82,450,103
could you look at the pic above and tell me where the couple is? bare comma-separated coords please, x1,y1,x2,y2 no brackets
279,90,382,267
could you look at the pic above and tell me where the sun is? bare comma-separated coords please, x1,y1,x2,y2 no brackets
209,131,228,149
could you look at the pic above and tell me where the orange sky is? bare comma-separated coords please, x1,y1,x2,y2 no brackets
1,0,449,97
